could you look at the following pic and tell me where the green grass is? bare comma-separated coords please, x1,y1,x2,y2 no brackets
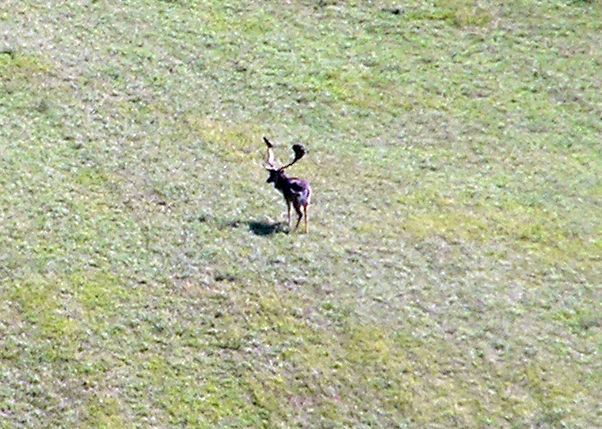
1,0,601,427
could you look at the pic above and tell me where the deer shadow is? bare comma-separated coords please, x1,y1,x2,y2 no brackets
196,214,288,236
248,220,287,236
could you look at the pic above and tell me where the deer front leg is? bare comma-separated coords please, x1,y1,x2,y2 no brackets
286,200,291,229
293,203,303,231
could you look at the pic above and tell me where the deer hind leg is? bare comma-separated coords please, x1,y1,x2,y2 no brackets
303,204,309,233
293,202,303,231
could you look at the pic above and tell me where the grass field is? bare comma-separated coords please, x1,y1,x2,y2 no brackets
1,0,601,427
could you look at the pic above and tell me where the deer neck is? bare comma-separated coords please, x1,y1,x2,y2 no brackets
274,171,291,192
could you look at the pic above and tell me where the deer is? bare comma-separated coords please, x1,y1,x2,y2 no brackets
263,136,312,233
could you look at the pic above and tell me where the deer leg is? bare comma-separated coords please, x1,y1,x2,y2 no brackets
286,200,291,229
303,204,309,233
293,203,303,231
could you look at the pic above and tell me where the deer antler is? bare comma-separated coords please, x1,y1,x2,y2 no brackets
264,136,275,168
280,144,306,170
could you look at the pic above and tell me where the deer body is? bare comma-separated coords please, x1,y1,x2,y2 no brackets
264,137,312,233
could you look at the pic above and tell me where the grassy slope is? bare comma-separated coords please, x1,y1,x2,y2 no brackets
1,0,600,427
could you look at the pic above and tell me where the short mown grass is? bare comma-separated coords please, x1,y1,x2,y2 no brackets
1,0,600,427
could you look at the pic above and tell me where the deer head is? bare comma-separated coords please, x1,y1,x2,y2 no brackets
264,137,306,183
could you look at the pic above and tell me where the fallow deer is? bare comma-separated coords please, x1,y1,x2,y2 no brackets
263,137,312,233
